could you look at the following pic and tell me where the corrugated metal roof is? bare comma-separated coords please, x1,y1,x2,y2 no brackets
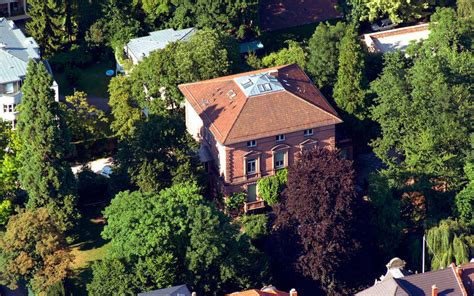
126,27,196,63
0,17,40,83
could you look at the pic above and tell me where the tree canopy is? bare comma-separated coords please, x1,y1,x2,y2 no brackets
273,148,359,295
17,61,78,230
307,22,346,89
0,208,73,294
89,183,269,295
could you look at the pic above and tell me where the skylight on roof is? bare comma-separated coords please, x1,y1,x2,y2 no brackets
257,83,272,92
233,71,285,97
241,79,253,89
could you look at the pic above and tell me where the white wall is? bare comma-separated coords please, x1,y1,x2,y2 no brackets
185,99,204,141
216,140,227,178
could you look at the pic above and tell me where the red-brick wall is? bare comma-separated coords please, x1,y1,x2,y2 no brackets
222,124,337,195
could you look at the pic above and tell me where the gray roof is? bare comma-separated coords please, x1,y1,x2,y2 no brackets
126,27,196,63
137,285,191,296
357,265,465,296
0,17,40,83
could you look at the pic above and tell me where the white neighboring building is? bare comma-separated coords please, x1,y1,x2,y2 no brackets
363,23,430,53
0,17,59,127
116,27,196,73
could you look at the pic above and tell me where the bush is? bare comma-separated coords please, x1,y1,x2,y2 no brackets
225,192,246,211
241,214,269,240
0,199,13,225
258,169,288,205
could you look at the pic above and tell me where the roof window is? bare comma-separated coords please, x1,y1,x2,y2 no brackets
257,83,272,92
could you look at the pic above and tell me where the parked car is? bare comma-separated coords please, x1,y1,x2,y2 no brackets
371,18,397,31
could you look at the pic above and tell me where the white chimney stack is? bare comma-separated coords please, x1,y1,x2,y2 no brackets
290,288,297,296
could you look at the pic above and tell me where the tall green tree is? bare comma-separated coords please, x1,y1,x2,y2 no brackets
17,61,78,230
333,25,367,118
455,162,474,225
273,148,359,295
0,208,73,294
307,22,346,89
26,0,69,56
89,183,268,295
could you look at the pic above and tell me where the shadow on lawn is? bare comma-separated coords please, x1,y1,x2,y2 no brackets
65,267,93,296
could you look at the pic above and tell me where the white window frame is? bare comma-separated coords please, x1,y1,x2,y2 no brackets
246,159,257,174
274,151,285,169
304,129,314,137
246,140,257,148
5,82,14,94
276,134,285,142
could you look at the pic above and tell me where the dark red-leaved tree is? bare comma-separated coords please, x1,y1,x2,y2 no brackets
273,147,359,295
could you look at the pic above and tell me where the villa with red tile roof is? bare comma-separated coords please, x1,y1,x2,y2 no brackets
179,64,343,210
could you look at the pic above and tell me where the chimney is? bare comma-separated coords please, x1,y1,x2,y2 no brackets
432,285,438,296
290,288,297,296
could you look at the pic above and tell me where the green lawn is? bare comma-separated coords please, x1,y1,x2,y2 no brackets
65,214,110,295
54,58,115,98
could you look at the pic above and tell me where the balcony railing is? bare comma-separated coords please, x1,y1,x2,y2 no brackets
244,200,265,212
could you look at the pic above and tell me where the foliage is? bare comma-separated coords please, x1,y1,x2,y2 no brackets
261,40,307,69
50,45,93,72
307,22,346,89
0,208,73,294
370,9,473,188
133,0,260,38
367,172,405,257
455,162,474,225
457,0,474,18
116,113,203,193
240,214,269,241
62,91,109,142
257,169,287,206
0,121,20,199
273,148,358,294
108,76,143,140
86,1,141,52
129,29,232,110
426,219,474,269
26,0,70,57
91,183,269,295
0,199,13,225
17,61,78,231
225,192,246,211
361,0,433,23
333,24,367,119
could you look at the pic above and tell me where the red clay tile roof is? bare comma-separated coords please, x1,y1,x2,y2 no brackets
179,64,342,145
260,0,342,31
461,261,474,296
226,288,289,296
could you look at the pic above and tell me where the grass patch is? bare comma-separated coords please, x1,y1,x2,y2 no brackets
54,58,115,98
65,212,110,295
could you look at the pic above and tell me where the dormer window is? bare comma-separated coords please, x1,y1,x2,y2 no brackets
276,134,285,142
304,129,313,137
247,140,257,148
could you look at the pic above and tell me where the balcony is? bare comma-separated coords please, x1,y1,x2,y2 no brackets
244,200,265,212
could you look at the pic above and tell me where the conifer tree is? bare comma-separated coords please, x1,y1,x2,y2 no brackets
26,0,67,57
333,24,367,118
17,61,78,231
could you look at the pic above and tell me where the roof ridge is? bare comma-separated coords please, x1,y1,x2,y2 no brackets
450,263,468,296
220,80,250,144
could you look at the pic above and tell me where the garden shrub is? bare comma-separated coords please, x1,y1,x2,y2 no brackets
241,214,269,240
225,192,246,211
258,169,288,205
0,199,13,225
